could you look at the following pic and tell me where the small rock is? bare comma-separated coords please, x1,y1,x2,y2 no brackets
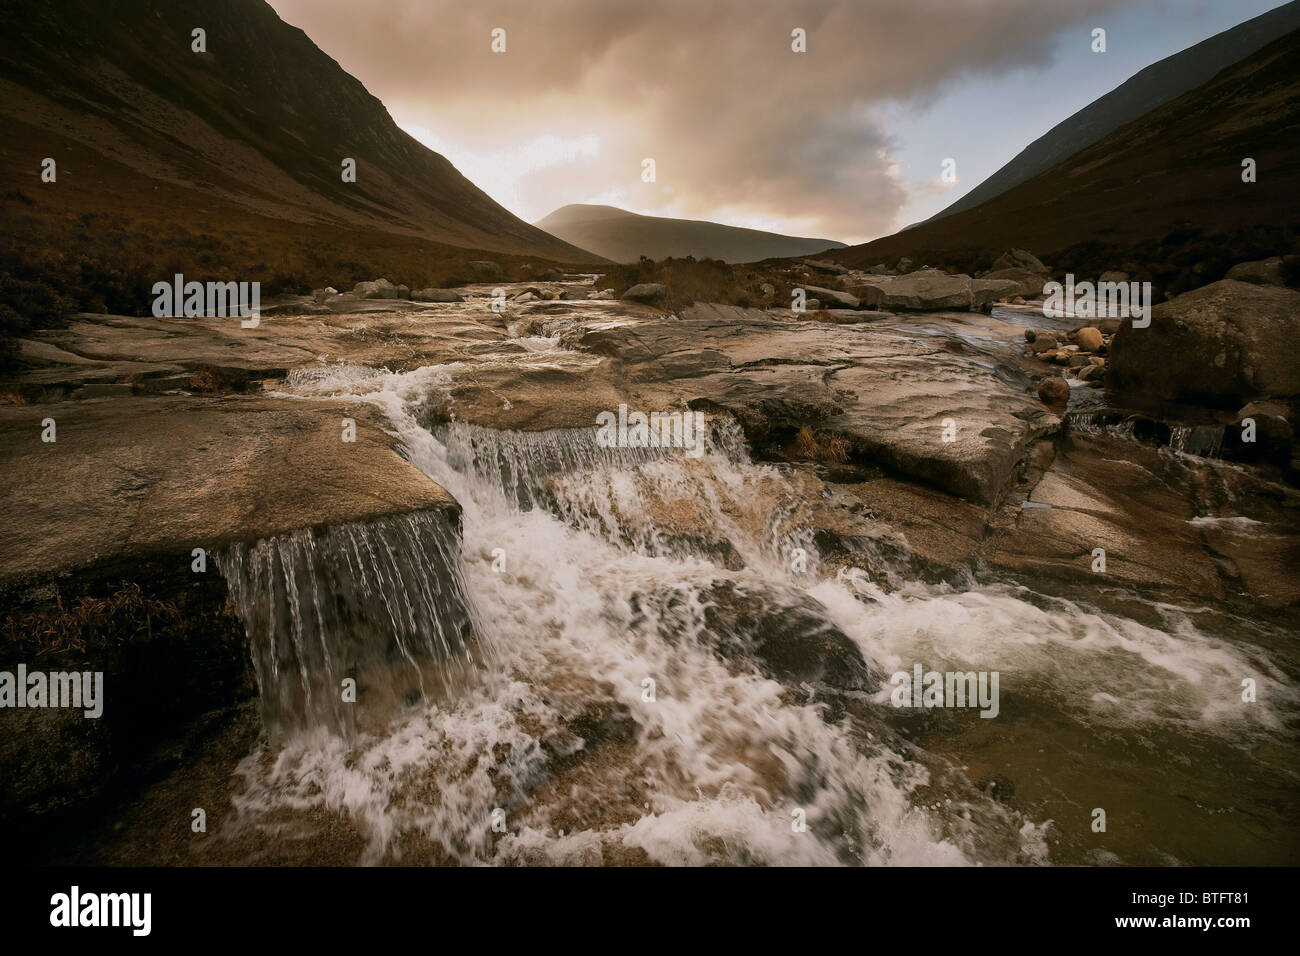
1030,333,1059,354
1074,327,1104,352
1037,376,1070,410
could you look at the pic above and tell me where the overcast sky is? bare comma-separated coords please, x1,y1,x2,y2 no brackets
270,0,1284,245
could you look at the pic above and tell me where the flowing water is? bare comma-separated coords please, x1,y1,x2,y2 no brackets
215,356,1299,866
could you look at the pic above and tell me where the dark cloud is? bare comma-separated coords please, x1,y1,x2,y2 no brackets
270,0,1132,241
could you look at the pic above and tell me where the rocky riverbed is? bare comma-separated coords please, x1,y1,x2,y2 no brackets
2,273,1297,865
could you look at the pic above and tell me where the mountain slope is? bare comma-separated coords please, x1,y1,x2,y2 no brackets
537,204,845,264
928,0,1300,224
0,0,597,263
824,26,1300,294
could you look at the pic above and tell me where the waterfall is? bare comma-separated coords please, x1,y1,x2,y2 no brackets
215,360,1298,866
219,510,485,739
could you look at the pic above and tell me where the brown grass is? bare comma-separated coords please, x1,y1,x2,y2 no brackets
2,582,183,656
792,426,852,464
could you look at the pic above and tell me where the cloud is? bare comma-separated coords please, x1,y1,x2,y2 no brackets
270,0,1133,242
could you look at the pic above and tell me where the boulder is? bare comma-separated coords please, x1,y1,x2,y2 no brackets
353,278,400,299
468,260,503,279
1225,257,1285,286
620,283,667,304
867,263,890,275
980,267,1049,298
896,257,914,274
991,249,1047,274
411,288,465,303
1073,327,1104,352
972,278,1022,312
860,268,973,311
805,285,860,309
1108,280,1300,408
1099,271,1130,284
1037,376,1070,411
798,259,849,275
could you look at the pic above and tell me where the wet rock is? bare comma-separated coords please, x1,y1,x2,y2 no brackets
1037,376,1070,411
583,304,1060,505
989,433,1226,600
0,396,459,584
1109,280,1300,409
695,580,878,693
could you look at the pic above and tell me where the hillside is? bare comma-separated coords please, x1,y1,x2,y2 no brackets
822,26,1300,297
929,0,1300,223
0,0,600,340
537,204,845,264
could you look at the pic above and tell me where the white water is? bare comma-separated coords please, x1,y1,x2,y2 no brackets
220,361,1296,865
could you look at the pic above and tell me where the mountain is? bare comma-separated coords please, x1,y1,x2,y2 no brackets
823,25,1300,295
927,0,1300,224
536,204,845,264
0,0,598,291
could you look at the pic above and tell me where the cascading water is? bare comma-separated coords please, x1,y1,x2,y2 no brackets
219,510,484,740
212,360,1297,866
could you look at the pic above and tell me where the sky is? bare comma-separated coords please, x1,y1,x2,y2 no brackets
270,0,1286,245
